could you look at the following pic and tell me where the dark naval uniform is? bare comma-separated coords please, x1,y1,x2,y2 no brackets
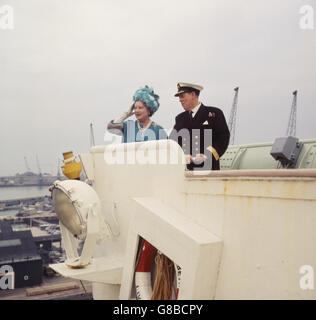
170,82,230,171
170,104,230,170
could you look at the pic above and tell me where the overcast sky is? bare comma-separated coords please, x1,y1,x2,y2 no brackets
1,0,315,176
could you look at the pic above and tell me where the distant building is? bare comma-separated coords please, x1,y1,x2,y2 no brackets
0,221,42,288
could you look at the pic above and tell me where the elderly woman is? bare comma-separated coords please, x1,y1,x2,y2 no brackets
107,86,173,299
107,85,167,142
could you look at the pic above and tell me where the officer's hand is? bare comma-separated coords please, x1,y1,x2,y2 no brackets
193,154,207,165
185,154,193,164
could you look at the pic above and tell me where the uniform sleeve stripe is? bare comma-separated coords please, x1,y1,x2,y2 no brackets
206,146,220,161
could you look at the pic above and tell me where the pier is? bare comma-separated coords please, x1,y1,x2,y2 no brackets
0,196,49,208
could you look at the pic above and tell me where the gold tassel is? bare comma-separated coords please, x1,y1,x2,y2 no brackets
151,252,176,300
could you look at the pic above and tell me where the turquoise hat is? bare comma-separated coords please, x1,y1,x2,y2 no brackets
133,85,160,115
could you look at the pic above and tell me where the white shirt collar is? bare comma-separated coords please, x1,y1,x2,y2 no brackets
191,103,201,118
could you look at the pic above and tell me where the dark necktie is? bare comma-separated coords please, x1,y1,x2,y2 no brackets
189,111,193,122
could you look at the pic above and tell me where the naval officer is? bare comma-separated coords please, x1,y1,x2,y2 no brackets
170,82,230,171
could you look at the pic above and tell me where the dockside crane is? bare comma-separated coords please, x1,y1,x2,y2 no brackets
24,156,32,173
286,90,298,137
36,155,43,185
228,87,239,145
57,158,61,179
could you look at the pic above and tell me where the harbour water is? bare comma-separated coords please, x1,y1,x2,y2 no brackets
0,186,51,217
0,186,50,201
0,209,19,217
